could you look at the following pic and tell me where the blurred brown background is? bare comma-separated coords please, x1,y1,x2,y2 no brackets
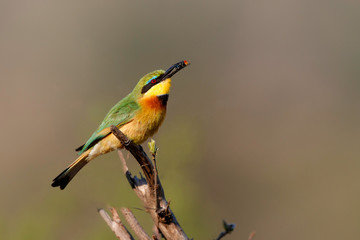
1,0,360,239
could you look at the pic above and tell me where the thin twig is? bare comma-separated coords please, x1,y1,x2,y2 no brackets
149,140,161,221
153,151,159,210
98,208,134,240
121,208,151,240
215,220,236,240
248,231,256,240
118,150,129,174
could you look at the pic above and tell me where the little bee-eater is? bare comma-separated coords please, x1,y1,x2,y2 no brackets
52,60,189,189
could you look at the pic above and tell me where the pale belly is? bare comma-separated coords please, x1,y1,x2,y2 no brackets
88,108,166,160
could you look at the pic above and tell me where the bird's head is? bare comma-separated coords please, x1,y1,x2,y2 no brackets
132,60,189,99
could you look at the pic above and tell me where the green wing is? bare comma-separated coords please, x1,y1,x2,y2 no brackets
76,95,140,154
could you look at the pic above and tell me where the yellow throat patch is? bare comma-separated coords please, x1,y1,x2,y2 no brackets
144,78,171,97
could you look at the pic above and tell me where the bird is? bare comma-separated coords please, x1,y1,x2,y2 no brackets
51,60,189,190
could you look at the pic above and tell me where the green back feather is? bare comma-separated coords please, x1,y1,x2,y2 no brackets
77,70,165,154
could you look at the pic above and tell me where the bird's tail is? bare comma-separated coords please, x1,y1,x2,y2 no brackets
51,151,90,190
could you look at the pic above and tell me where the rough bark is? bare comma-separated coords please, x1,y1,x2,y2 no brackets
99,126,237,240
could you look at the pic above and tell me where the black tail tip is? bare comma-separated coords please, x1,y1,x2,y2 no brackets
51,178,70,190
51,158,88,190
51,168,71,190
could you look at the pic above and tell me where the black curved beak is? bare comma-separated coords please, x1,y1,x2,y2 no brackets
160,60,190,80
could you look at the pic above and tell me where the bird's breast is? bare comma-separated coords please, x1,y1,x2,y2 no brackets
119,95,168,144
87,94,169,158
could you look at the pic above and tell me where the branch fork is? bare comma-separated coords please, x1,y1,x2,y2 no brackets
99,125,238,239
99,126,188,240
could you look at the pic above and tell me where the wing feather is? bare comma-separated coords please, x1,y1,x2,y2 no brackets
77,95,139,154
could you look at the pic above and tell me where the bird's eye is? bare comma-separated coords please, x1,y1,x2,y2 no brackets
151,79,156,84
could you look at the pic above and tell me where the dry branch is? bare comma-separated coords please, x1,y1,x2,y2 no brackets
215,220,236,240
99,126,237,239
110,125,188,240
248,232,256,240
98,208,134,240
120,208,151,240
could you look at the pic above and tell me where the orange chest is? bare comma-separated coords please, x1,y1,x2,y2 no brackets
118,95,168,144
139,94,168,110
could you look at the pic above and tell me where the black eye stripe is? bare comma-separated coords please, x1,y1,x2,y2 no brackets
141,75,163,94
